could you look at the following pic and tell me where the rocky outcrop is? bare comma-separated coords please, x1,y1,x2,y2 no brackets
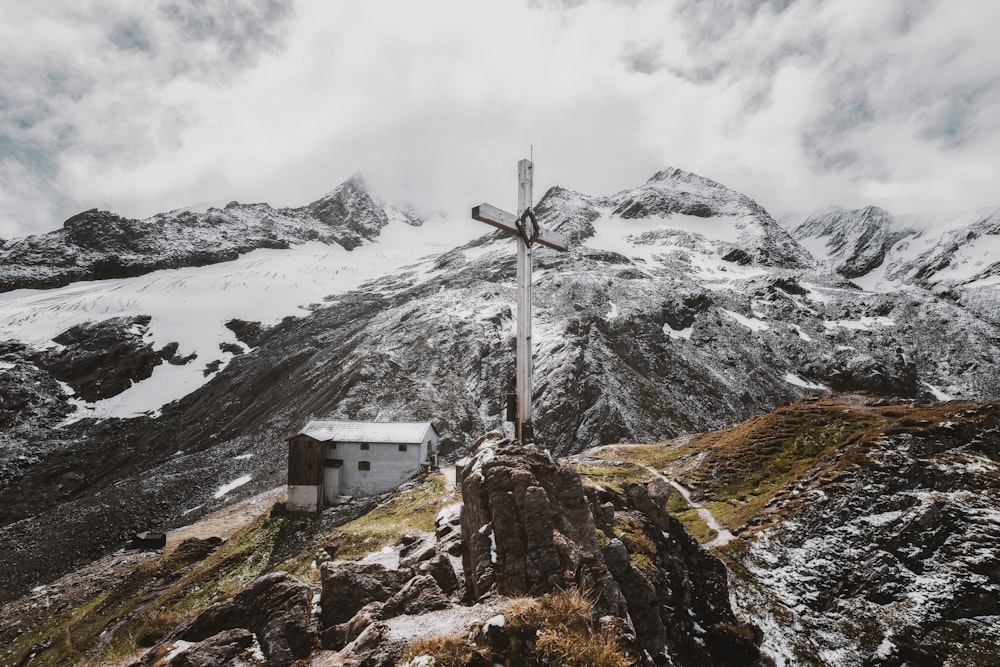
460,432,627,618
591,480,762,663
132,572,318,667
792,206,910,278
319,561,414,627
31,315,173,401
162,628,256,667
460,432,766,666
723,399,1000,665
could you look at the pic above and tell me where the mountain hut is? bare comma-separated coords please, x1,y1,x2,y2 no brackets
285,420,440,513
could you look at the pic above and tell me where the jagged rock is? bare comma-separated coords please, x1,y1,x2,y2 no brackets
418,552,459,595
335,621,394,667
224,319,264,347
382,573,450,617
791,206,908,278
460,433,627,618
319,561,413,626
587,480,764,666
322,601,385,651
398,540,435,568
170,572,317,667
164,628,256,667
31,315,167,401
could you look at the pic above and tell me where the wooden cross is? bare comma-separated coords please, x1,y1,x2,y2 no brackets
472,159,568,443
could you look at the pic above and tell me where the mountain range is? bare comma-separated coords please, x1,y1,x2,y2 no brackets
0,166,998,665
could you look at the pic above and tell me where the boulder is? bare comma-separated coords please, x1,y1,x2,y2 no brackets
460,433,627,618
418,552,460,595
173,572,317,667
382,574,450,617
319,561,413,626
165,628,255,667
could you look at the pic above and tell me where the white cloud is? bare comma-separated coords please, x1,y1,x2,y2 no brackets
0,0,998,237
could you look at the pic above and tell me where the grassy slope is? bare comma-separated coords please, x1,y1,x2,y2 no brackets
584,395,995,539
1,471,453,667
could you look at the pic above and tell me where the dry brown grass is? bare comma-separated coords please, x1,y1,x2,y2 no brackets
593,396,997,533
399,635,493,666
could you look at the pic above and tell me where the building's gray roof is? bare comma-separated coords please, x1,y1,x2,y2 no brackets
293,420,437,444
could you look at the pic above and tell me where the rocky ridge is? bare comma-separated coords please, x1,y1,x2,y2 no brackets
790,206,912,279
601,395,1000,667
0,174,413,292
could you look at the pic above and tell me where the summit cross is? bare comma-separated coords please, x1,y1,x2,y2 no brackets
472,159,568,443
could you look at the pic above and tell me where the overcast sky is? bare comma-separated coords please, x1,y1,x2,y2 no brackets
1,0,998,238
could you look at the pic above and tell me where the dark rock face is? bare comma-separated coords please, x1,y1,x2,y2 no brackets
318,561,414,627
31,316,168,402
590,481,760,664
792,206,909,278
307,174,390,249
162,572,317,667
0,175,404,293
164,628,256,667
460,433,627,618
382,573,450,617
732,401,1000,665
461,433,765,666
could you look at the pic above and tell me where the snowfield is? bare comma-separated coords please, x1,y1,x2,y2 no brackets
0,215,481,420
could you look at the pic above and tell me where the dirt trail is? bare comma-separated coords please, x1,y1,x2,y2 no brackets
637,464,736,549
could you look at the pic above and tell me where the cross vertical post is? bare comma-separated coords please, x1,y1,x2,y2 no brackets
472,159,568,444
515,159,533,443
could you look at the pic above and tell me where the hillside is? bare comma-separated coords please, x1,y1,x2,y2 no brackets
3,396,995,666
582,395,1000,666
1,166,999,607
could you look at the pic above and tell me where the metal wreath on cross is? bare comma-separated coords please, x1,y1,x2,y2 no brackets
515,208,540,246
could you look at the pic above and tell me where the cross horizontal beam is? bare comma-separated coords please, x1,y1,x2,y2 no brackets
471,203,568,252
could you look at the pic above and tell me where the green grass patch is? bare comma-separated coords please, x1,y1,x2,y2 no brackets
662,490,717,544
612,514,659,578
595,442,688,472
571,461,651,494
332,473,450,560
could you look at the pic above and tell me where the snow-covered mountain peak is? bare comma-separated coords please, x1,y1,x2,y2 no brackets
645,166,731,193
791,205,909,278
595,168,814,269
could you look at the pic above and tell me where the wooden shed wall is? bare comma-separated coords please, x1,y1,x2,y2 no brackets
288,437,324,485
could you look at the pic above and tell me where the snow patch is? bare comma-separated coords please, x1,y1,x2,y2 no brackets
663,323,693,340
436,503,463,526
0,212,481,420
790,324,812,342
400,657,436,667
213,475,252,499
165,640,195,661
783,373,828,391
722,309,770,332
922,382,953,401
823,316,895,331
482,614,505,632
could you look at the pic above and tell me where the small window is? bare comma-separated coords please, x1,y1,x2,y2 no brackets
398,444,407,452
360,443,369,450
329,442,337,449
358,460,370,471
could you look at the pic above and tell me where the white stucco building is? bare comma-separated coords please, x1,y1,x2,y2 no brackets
285,420,440,513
